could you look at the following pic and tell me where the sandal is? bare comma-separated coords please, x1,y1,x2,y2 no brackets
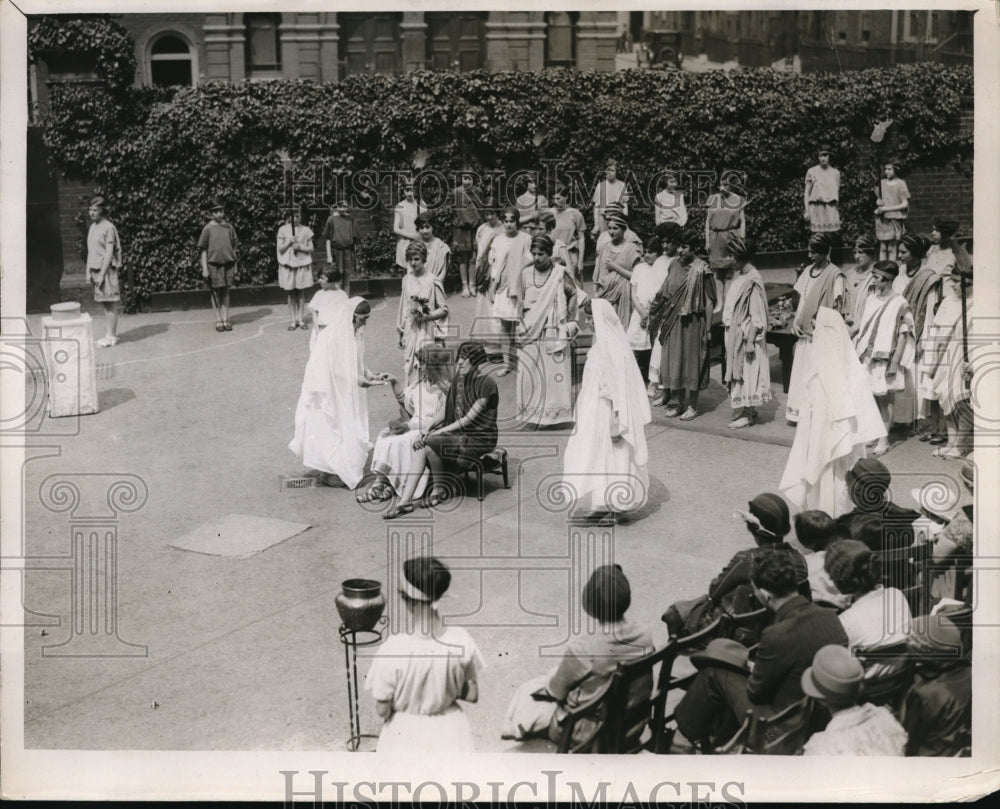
663,405,680,417
288,323,298,331
356,482,392,504
929,435,947,445
728,415,753,429
423,486,450,508
216,322,225,332
382,503,415,520
223,321,233,331
679,407,698,421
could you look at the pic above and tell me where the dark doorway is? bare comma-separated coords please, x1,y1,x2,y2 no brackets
26,128,65,313
339,13,402,76
425,12,486,71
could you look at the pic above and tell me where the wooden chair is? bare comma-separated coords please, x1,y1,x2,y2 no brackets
719,607,771,647
651,616,727,753
463,447,510,501
854,642,913,712
556,645,660,754
554,679,615,754
876,541,933,616
717,697,823,755
549,619,726,755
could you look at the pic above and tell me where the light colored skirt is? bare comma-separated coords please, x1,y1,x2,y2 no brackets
376,704,475,752
370,429,430,498
516,339,574,426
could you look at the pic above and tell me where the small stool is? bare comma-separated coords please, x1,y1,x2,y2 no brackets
465,448,510,501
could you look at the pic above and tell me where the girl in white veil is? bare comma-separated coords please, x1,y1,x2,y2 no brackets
563,298,651,524
289,296,380,489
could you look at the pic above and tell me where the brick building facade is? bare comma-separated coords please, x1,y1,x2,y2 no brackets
623,9,973,72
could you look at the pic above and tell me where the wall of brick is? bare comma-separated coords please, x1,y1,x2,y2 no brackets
853,101,973,237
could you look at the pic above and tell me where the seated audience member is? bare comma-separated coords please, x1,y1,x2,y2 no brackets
502,565,653,745
834,458,919,551
663,493,807,640
709,493,808,613
915,456,974,604
795,510,851,610
825,539,912,654
800,644,907,756
673,551,848,748
899,614,971,756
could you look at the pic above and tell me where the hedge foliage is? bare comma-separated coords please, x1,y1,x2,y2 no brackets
35,57,972,310
28,16,137,92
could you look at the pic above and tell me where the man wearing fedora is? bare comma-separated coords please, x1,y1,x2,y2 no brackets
801,644,907,755
834,458,920,552
899,614,971,756
674,550,847,748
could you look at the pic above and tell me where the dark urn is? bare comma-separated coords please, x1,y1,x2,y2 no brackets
335,579,386,632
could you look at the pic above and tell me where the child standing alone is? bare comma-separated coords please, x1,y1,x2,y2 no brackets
86,196,122,347
322,198,362,296
276,207,315,331
198,197,240,332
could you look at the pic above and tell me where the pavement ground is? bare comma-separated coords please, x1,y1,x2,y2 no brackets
19,280,966,753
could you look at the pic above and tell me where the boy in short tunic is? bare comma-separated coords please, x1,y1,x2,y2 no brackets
198,199,240,331
87,196,122,347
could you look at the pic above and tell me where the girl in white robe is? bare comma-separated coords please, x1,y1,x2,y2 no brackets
288,296,380,489
563,299,651,524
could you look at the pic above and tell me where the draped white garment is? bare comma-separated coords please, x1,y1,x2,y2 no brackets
289,296,372,488
563,299,651,512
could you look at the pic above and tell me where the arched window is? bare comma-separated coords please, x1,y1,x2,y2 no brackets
149,34,194,87
545,12,579,68
245,13,282,74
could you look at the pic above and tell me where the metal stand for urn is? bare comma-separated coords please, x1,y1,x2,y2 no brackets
335,579,388,751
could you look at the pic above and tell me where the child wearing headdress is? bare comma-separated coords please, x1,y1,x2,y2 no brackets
366,556,484,752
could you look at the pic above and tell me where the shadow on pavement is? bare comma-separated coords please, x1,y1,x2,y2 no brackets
620,474,670,525
117,323,169,344
229,307,274,325
99,387,136,412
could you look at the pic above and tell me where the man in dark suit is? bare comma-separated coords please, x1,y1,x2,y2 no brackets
674,550,848,747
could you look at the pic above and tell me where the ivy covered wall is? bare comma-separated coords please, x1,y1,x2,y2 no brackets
33,56,972,310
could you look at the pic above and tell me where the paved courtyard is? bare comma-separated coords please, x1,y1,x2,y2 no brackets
18,281,972,754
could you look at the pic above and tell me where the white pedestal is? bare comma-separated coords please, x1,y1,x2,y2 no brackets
42,311,99,417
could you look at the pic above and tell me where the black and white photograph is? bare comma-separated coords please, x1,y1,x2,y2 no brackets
1,1,998,802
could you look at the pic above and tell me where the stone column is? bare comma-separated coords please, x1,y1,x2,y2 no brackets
576,11,619,72
484,12,546,71
401,12,427,72
319,13,340,83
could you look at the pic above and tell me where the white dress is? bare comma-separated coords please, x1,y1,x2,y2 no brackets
489,231,531,321
288,296,372,488
365,624,485,752
563,300,650,513
626,260,669,351
370,381,445,497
